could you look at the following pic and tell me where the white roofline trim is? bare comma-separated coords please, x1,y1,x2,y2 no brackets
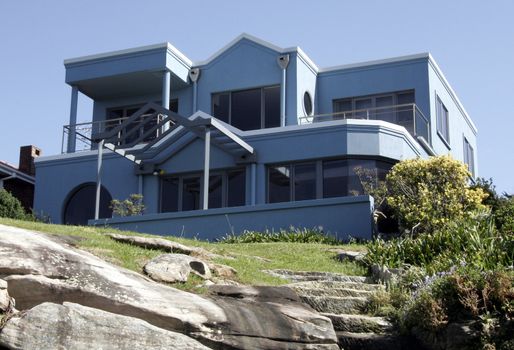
318,53,430,73
427,54,477,134
0,163,35,184
64,43,170,65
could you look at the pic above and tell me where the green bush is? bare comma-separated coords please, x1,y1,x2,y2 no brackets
0,189,26,220
495,197,514,233
110,194,145,217
218,227,343,245
386,155,487,234
364,212,514,274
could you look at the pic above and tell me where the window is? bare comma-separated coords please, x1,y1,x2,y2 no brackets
303,91,313,116
160,168,246,212
268,158,393,203
212,86,280,131
333,90,414,125
106,100,178,146
436,96,450,144
463,137,475,177
63,184,112,225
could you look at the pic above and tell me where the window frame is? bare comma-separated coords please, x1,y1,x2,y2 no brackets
436,95,450,146
332,90,415,115
463,136,475,177
211,85,280,130
159,167,246,213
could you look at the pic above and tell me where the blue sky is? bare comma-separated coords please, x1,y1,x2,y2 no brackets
1,0,513,194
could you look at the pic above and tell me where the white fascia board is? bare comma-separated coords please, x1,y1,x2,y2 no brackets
319,53,431,73
427,53,477,134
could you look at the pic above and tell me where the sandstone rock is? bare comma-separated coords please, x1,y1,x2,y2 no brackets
208,263,237,278
288,280,385,292
144,253,211,283
0,224,339,349
371,264,404,284
321,313,392,333
331,249,366,263
109,233,222,259
337,331,412,350
0,302,211,350
300,295,367,314
0,278,14,313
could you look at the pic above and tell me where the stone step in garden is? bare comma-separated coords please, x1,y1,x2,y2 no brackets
321,313,392,333
336,331,408,350
291,286,373,298
264,269,372,283
288,280,384,292
300,295,367,314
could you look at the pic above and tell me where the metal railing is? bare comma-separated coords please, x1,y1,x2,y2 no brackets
299,103,431,144
62,113,164,153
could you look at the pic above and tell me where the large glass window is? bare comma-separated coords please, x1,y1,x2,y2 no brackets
227,169,246,207
268,166,291,203
212,86,280,131
160,168,246,212
436,96,450,144
269,158,394,203
294,163,317,201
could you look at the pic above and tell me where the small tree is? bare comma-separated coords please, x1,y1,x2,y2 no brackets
0,189,26,219
386,155,487,235
110,194,145,217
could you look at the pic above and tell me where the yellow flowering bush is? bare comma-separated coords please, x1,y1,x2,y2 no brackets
386,155,487,234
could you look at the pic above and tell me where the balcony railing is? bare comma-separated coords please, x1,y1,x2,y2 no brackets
62,113,164,153
298,103,431,144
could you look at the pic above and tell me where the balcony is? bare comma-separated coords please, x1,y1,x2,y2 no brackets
62,113,166,153
299,103,431,145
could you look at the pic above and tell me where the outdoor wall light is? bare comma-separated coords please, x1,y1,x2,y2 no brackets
152,169,164,176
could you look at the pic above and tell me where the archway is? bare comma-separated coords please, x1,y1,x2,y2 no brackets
63,183,112,225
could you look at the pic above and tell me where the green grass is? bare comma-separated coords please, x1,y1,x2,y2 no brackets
0,218,367,291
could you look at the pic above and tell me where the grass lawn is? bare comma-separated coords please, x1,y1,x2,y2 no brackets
0,218,367,292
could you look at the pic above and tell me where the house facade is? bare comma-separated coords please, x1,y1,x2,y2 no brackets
33,34,477,240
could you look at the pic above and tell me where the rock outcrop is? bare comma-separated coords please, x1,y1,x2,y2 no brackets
144,253,211,283
0,302,211,350
0,224,338,349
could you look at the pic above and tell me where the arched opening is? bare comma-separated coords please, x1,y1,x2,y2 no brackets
63,183,112,225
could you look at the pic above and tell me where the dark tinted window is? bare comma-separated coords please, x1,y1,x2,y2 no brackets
161,177,179,212
231,89,261,130
303,92,313,116
269,166,291,203
212,93,230,123
294,163,316,201
227,170,246,207
208,175,223,209
323,160,347,198
264,86,281,128
182,177,200,211
63,184,112,225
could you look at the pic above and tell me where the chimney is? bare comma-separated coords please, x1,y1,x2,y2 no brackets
19,146,41,176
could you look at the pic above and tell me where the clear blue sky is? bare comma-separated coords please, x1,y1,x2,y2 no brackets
1,0,513,194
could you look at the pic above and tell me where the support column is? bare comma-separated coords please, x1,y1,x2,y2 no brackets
67,85,79,153
94,139,104,220
162,70,171,132
201,127,211,210
189,68,200,113
138,175,143,196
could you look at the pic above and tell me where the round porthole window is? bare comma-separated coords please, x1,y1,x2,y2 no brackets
303,91,313,116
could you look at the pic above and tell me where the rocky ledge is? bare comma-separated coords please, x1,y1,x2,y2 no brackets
0,224,338,350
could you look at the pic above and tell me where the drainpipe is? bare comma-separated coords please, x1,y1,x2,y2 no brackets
189,68,200,113
277,54,290,127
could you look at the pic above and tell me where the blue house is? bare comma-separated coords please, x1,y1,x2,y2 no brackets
34,34,477,240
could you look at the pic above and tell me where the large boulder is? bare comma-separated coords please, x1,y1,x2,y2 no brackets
0,224,338,349
144,253,211,283
0,302,210,350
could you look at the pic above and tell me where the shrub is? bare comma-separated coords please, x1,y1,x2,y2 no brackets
386,155,487,234
495,197,514,233
0,189,26,219
218,227,343,245
110,194,145,217
364,212,514,274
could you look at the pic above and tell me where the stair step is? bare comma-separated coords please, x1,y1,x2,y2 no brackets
321,313,391,333
288,281,384,292
300,295,367,314
292,286,373,298
264,269,372,283
336,331,402,350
